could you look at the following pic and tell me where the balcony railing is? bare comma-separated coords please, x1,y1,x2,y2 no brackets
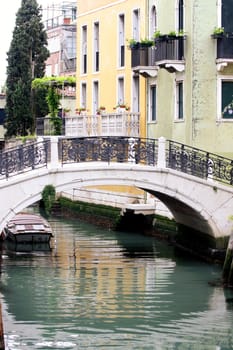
154,36,185,62
214,36,233,59
36,113,140,138
131,36,185,73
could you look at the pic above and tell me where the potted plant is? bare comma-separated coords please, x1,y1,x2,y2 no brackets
75,107,86,115
114,103,130,112
128,38,139,49
168,30,177,39
140,38,154,48
153,30,168,42
96,106,106,115
211,27,225,39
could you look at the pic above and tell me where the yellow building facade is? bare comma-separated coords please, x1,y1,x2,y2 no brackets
76,0,151,200
76,0,147,138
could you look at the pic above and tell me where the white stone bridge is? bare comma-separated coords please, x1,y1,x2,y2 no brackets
0,136,233,248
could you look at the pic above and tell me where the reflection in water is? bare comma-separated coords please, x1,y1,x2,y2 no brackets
0,217,233,349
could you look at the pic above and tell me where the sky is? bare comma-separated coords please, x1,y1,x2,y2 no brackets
0,0,61,87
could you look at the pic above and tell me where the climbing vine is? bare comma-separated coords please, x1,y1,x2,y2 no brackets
32,76,76,135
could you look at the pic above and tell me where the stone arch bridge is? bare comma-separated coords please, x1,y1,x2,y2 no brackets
0,136,233,248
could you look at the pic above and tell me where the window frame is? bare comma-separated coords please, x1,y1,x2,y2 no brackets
175,79,184,121
149,84,157,123
218,76,233,121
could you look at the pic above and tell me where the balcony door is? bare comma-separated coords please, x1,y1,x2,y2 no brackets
222,0,233,32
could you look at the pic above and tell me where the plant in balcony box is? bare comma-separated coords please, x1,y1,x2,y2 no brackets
139,38,154,48
114,103,130,112
127,38,139,49
212,27,225,39
153,30,167,42
75,107,86,115
168,30,177,38
96,106,106,115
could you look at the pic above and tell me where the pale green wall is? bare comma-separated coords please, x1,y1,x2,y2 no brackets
147,0,233,158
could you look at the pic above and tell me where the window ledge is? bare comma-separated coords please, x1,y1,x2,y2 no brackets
216,59,233,71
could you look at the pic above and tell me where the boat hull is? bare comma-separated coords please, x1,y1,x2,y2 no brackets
3,213,53,244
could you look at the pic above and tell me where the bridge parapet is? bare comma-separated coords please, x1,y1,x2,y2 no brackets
0,136,233,187
167,140,233,185
0,139,50,179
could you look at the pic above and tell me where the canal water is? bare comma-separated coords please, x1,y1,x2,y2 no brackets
1,215,233,350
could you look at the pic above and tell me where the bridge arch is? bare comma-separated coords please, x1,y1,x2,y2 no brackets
1,162,231,247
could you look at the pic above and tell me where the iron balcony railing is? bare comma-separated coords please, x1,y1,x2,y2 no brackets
131,37,185,68
213,35,233,59
36,113,140,138
154,36,185,62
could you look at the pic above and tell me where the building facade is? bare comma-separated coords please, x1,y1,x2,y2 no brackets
134,0,233,158
76,0,148,138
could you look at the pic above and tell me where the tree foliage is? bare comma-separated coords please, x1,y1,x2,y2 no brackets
41,184,56,216
5,0,49,138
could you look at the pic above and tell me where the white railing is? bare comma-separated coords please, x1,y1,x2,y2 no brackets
37,112,140,137
65,113,140,137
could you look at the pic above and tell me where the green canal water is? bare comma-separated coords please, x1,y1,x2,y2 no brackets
1,215,233,350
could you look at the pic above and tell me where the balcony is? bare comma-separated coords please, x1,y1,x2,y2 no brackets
131,46,158,77
130,36,186,75
36,113,140,138
212,34,233,71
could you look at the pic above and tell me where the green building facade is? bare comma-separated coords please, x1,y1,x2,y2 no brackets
133,0,233,158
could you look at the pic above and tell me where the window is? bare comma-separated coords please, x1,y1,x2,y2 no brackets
93,81,99,114
175,81,184,120
81,83,87,109
81,25,87,74
117,77,124,104
132,75,139,113
93,22,99,72
119,14,125,67
222,0,233,32
150,6,157,38
133,9,140,41
178,0,184,31
221,81,233,118
150,85,157,122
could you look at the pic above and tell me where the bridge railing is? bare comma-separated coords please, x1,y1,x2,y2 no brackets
167,140,233,185
60,137,158,166
0,139,50,179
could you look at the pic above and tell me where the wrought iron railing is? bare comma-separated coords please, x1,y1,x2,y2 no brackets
154,36,185,61
167,140,233,185
0,140,50,179
214,36,233,59
60,137,158,166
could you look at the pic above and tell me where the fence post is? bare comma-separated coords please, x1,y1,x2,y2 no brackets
157,136,166,168
50,136,59,168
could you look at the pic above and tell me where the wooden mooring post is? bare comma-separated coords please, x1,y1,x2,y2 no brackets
0,302,5,350
222,231,233,286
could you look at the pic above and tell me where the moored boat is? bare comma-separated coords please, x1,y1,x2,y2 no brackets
3,212,53,244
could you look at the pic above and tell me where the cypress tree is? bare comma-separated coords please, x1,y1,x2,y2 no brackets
5,0,49,137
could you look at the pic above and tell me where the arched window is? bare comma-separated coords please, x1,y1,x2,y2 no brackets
150,5,157,38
